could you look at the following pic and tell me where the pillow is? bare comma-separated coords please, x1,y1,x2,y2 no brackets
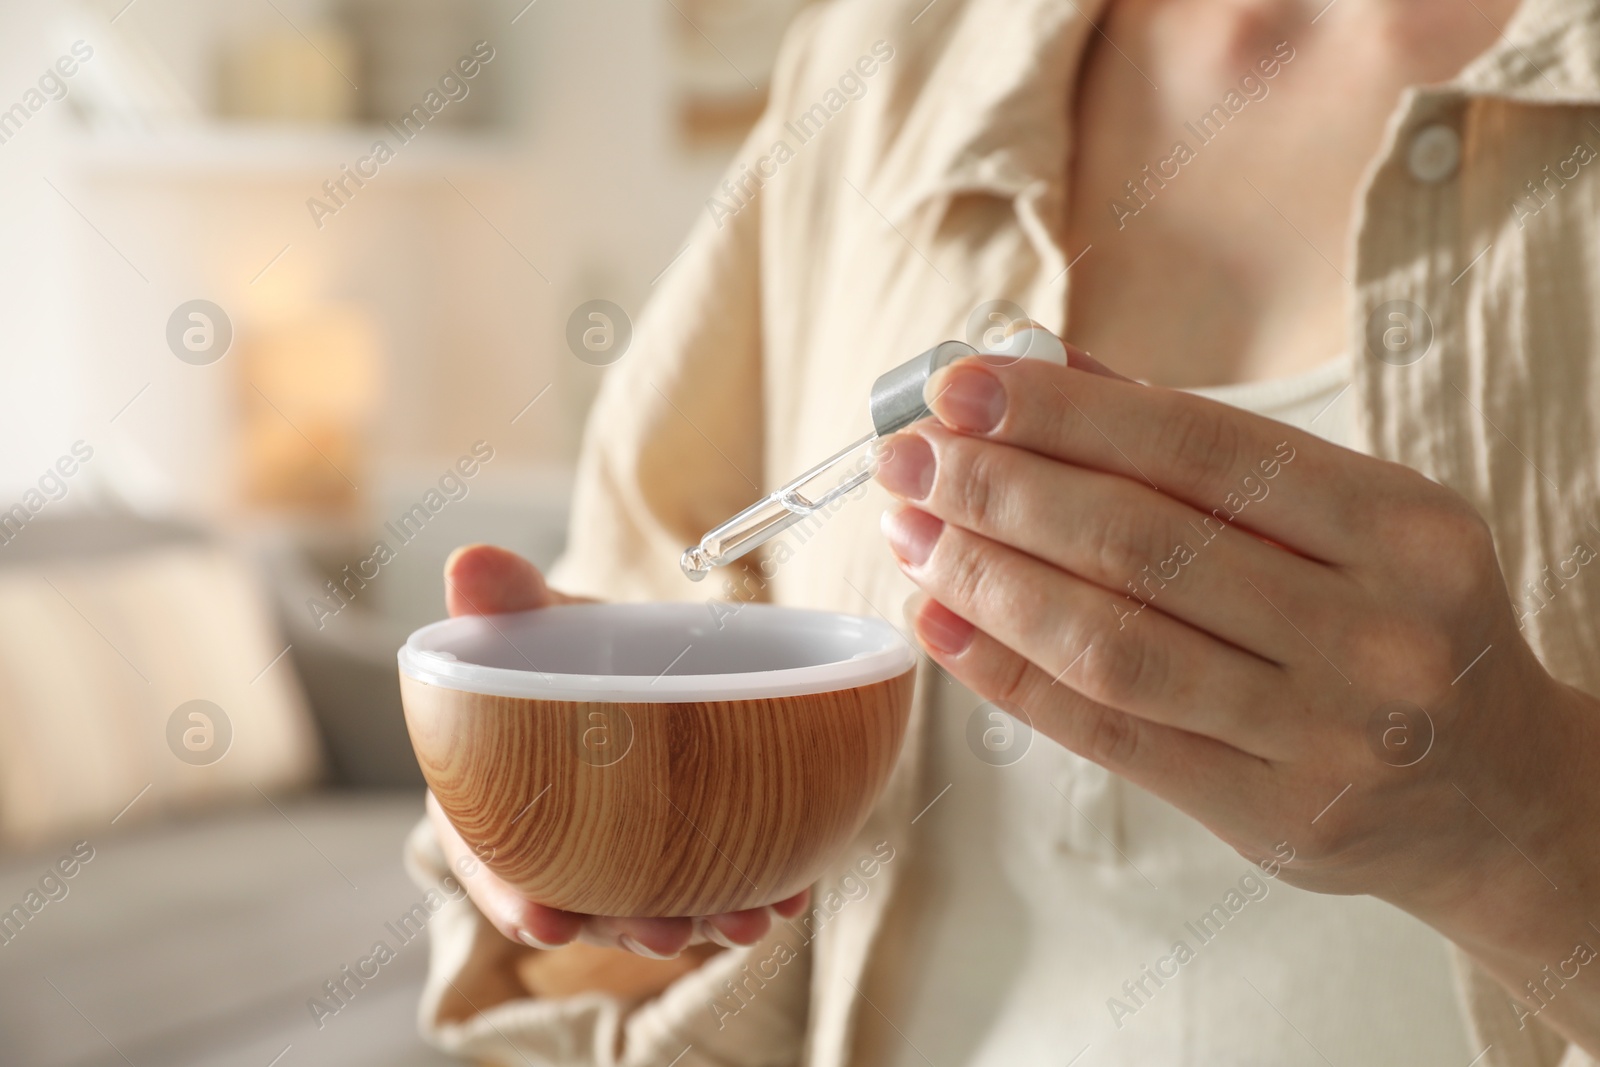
0,544,324,847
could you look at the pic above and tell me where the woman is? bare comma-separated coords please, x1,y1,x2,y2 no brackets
406,0,1600,1062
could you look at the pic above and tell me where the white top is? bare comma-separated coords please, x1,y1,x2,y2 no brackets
1187,353,1356,448
854,356,1475,1066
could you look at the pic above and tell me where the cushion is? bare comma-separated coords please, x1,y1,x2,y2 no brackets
0,543,323,846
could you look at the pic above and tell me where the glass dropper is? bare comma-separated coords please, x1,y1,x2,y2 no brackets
680,339,979,581
679,431,885,580
679,327,1067,581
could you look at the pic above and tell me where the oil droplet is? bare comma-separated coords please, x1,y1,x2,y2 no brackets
680,546,712,582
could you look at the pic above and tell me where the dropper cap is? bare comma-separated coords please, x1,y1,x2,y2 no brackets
869,340,975,436
867,324,1067,436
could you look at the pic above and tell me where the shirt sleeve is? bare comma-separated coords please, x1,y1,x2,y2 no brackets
405,9,829,1065
403,817,811,1067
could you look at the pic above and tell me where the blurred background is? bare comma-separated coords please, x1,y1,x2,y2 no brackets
0,0,806,1062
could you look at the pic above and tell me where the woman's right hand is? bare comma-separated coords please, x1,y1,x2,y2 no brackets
433,544,810,959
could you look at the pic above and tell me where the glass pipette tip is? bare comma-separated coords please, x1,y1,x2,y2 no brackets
680,431,883,581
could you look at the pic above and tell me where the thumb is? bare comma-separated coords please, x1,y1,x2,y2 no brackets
443,543,570,616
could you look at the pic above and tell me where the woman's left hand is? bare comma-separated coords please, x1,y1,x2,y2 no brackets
875,346,1600,1044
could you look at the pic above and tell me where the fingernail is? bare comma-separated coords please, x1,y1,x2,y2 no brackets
875,433,934,500
698,920,741,950
928,364,1005,433
619,933,679,960
915,597,975,655
881,507,943,568
518,928,567,951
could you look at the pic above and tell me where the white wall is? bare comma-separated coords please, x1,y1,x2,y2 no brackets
0,8,88,507
0,0,739,521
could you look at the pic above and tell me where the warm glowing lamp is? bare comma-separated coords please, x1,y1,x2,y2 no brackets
239,305,381,512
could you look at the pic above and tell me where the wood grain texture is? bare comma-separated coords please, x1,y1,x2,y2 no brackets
401,669,914,917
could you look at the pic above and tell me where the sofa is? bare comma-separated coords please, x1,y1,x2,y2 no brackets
0,513,502,1066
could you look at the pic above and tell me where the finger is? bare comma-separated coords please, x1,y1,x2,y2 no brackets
695,888,807,947
770,888,811,920
444,543,579,616
878,424,1347,664
582,916,695,959
1062,340,1139,383
882,505,1296,755
906,593,1273,834
426,792,582,949
701,905,774,948
922,357,1362,562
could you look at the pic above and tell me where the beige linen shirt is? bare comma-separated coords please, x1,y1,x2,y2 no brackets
405,0,1600,1063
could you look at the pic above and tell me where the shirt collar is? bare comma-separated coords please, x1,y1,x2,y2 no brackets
880,0,1107,224
881,0,1600,226
1451,0,1600,104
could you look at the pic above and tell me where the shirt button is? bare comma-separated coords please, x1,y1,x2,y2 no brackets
1407,123,1461,183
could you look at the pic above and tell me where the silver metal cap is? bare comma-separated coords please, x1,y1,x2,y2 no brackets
869,340,977,437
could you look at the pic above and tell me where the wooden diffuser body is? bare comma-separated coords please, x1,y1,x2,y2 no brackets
402,667,914,916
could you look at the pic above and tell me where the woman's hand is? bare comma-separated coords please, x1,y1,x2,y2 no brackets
874,350,1600,1045
432,544,810,960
